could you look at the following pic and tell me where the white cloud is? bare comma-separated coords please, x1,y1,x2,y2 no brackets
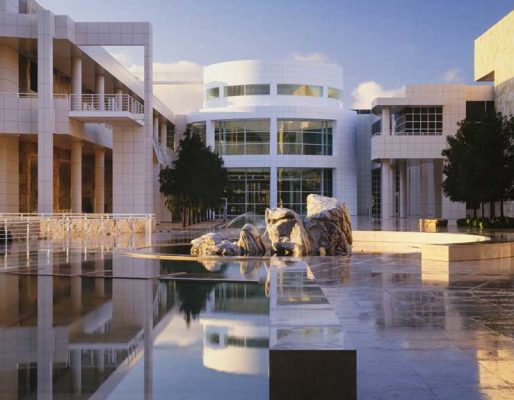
441,67,463,83
109,49,134,68
291,52,329,62
351,81,405,109
128,61,203,82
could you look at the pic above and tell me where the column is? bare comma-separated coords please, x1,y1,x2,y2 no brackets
381,107,391,135
71,140,82,213
96,73,105,111
0,136,19,212
270,118,278,155
144,27,154,214
94,148,105,213
399,160,407,218
160,120,167,146
381,159,394,219
270,167,277,208
153,115,159,142
37,9,55,213
115,87,123,111
71,56,82,110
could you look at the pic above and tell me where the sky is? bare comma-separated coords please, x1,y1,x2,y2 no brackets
37,0,513,108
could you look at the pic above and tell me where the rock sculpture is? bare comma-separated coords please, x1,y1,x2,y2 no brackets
237,223,266,256
190,232,240,256
190,194,352,258
264,207,311,256
304,194,352,255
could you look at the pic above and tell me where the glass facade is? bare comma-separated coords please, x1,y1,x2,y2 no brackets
227,168,270,216
328,87,342,99
166,123,175,150
466,101,495,121
207,87,220,99
277,168,333,215
394,107,443,135
277,84,323,97
187,121,206,144
277,120,333,155
215,120,270,155
225,84,270,97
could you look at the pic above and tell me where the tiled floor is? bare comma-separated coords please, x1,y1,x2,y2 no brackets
1,230,514,399
308,254,514,400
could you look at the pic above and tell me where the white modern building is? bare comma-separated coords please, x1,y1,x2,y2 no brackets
356,84,495,220
186,60,357,216
0,0,174,222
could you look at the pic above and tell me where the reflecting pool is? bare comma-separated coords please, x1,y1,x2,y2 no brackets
0,252,269,399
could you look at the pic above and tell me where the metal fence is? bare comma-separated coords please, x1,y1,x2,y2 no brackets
0,213,154,244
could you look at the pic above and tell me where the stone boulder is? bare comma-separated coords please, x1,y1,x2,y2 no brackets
237,223,266,256
264,207,311,256
304,194,352,255
190,233,241,256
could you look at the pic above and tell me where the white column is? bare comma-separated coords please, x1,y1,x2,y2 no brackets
270,167,277,208
399,161,407,218
71,56,82,110
144,27,154,214
94,148,105,213
0,136,19,212
37,10,55,213
206,119,214,148
381,107,391,135
381,159,394,219
71,140,82,213
115,87,123,111
270,118,278,155
153,116,159,142
96,73,105,111
160,120,167,146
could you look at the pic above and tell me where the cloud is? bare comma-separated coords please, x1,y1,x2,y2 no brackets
441,67,463,83
351,81,405,109
291,52,329,62
128,61,203,82
109,49,134,67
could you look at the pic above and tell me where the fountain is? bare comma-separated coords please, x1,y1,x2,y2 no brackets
190,194,353,257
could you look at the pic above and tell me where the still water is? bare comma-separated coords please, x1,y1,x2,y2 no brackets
0,257,269,399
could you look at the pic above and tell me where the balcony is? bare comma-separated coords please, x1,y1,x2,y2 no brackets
69,94,144,126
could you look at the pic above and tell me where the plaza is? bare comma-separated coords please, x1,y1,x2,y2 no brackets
0,0,513,399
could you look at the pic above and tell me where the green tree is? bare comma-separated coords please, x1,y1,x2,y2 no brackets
159,130,228,227
442,112,514,218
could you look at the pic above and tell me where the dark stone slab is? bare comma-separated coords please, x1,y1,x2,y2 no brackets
269,349,356,400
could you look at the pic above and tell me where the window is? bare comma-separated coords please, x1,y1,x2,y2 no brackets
328,87,341,99
166,123,175,150
187,121,206,144
466,101,495,121
224,84,270,97
277,84,323,97
371,168,381,218
371,120,381,136
394,107,443,135
227,168,270,216
215,120,270,155
207,87,220,100
277,168,333,216
277,120,333,155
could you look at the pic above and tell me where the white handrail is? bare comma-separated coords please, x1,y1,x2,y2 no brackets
69,93,144,115
0,213,155,243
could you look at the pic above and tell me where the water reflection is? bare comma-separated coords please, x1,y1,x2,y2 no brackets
0,268,269,399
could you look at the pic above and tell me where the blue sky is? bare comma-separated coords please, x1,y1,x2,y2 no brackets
38,0,513,107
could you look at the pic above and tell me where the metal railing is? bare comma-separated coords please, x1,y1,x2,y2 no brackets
0,213,154,243
69,93,144,115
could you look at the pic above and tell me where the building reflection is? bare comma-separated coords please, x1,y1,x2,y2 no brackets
0,250,270,398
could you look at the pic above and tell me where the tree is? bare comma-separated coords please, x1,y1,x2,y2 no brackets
159,130,228,227
442,112,514,218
